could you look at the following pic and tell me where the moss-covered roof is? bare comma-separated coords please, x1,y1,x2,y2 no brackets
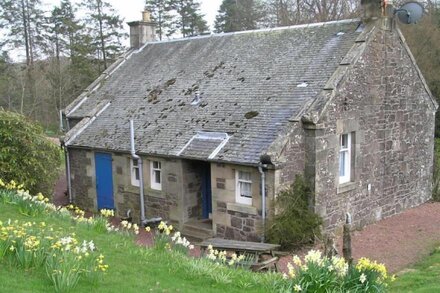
65,19,361,164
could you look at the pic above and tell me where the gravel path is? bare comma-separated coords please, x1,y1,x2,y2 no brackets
53,175,440,274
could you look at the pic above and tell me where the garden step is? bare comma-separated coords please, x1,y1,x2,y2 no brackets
181,221,214,242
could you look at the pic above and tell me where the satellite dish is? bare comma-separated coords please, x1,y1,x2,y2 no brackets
395,1,424,24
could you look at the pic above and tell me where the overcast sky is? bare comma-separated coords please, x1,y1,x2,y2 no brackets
42,0,223,32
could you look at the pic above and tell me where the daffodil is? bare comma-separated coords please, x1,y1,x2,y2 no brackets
360,273,367,284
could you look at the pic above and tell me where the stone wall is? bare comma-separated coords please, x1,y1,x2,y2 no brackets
112,155,182,225
308,26,436,232
68,149,183,225
211,163,276,241
274,125,307,194
69,148,96,210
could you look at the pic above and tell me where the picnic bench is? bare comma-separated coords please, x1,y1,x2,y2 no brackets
198,238,281,272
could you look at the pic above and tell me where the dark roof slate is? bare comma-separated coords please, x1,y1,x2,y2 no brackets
65,20,361,164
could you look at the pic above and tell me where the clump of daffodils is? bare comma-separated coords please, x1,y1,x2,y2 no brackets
171,231,194,250
0,218,107,292
205,244,245,266
158,221,173,235
100,209,114,218
120,220,139,235
356,257,395,284
95,254,109,272
284,249,393,292
152,222,195,254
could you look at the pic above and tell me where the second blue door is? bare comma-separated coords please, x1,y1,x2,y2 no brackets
95,152,115,210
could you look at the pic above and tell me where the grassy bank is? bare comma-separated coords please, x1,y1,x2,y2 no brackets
389,247,440,293
0,194,280,292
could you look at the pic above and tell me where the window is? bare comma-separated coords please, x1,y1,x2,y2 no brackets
131,159,140,186
151,161,162,190
235,170,252,205
339,133,352,184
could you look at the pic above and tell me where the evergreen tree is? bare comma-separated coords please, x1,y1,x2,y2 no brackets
145,0,175,40
80,0,127,70
169,0,208,37
46,0,99,119
0,0,46,66
214,0,263,33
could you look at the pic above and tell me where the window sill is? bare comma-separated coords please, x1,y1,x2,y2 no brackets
227,202,257,215
337,182,356,194
147,188,163,198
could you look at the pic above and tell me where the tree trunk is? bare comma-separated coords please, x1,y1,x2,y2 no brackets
20,0,31,67
97,0,107,70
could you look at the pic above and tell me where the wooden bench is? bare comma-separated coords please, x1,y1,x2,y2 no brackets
198,238,281,272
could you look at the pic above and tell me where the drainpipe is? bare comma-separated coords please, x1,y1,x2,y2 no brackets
258,164,266,243
65,146,73,204
129,120,146,225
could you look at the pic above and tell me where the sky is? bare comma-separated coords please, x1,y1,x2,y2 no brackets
42,0,223,32
3,0,223,60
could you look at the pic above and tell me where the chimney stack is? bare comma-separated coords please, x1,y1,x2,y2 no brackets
361,0,382,21
127,10,156,49
361,0,395,30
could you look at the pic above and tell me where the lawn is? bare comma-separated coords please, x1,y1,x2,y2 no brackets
0,198,281,293
389,248,440,293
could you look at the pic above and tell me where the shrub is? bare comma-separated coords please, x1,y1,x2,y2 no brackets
0,110,61,196
266,175,322,250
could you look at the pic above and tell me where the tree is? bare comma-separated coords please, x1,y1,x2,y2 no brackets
46,0,99,117
80,0,127,70
0,110,61,196
0,0,46,66
261,0,358,27
145,0,175,40
214,0,264,33
169,0,209,37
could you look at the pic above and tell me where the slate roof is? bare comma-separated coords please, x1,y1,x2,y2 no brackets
65,19,362,165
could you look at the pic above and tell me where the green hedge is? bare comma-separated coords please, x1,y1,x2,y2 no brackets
0,110,61,196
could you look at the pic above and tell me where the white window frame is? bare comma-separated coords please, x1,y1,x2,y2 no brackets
150,161,162,190
339,133,352,184
130,158,140,187
235,170,252,205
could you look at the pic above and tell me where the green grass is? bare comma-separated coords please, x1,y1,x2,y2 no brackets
389,247,440,293
0,201,283,293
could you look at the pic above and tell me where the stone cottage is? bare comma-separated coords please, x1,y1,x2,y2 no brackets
62,2,437,242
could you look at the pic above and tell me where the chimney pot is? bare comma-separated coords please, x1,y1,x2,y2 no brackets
142,10,151,22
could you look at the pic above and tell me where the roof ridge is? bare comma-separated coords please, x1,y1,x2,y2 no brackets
134,18,361,53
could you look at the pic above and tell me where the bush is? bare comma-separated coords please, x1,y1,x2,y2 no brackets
266,175,322,250
0,110,61,196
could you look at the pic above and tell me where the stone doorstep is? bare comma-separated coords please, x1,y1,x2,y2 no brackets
181,220,215,242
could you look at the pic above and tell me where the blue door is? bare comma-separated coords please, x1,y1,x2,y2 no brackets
95,152,114,210
201,162,212,219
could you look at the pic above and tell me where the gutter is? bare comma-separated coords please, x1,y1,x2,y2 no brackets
129,120,146,225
